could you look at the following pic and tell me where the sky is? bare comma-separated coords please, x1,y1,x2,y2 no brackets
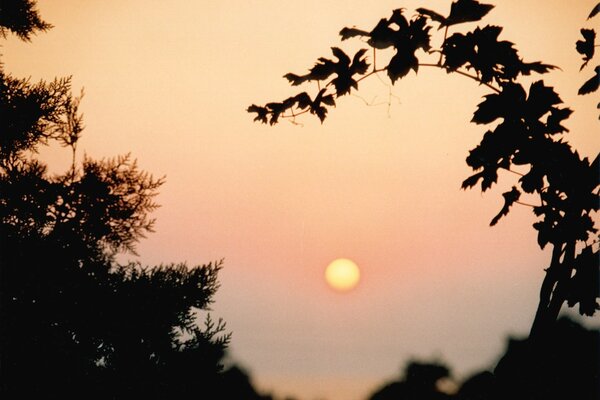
4,1,599,399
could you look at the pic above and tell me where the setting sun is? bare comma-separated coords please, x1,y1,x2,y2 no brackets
325,258,361,292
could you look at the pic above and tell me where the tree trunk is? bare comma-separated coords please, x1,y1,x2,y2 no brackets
529,242,575,340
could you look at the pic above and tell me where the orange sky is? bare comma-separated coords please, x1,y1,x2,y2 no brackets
4,1,599,399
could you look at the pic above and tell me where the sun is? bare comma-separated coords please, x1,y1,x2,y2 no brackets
325,258,360,292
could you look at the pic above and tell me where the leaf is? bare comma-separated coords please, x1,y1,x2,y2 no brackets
309,57,336,81
461,171,484,189
329,48,370,96
283,73,307,86
472,83,526,124
526,80,562,119
546,107,573,134
442,32,473,70
331,47,350,66
576,29,596,70
309,89,336,123
520,167,544,193
408,15,433,52
533,220,551,249
418,0,494,28
578,66,600,95
490,186,521,226
293,92,312,110
472,94,503,124
389,8,409,31
367,18,398,49
520,61,558,76
350,49,370,75
265,102,288,125
387,43,418,83
320,93,336,107
339,27,369,41
446,0,494,27
416,7,447,25
589,2,600,19
246,104,268,124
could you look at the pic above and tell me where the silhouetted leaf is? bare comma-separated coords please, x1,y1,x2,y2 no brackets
526,81,562,120
283,73,307,86
330,48,370,96
309,89,336,123
520,61,558,76
246,105,268,124
472,94,503,124
284,56,336,86
442,32,472,70
446,0,494,27
339,26,369,41
265,102,289,125
418,0,493,28
490,186,520,226
472,83,526,124
293,92,312,110
387,42,418,83
310,57,336,81
461,171,484,189
367,18,398,49
320,93,336,106
578,66,600,95
589,2,600,19
416,7,447,25
576,29,596,70
408,14,433,52
546,107,573,134
351,48,370,75
520,167,544,193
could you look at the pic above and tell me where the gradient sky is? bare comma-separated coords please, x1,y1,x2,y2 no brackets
4,1,599,399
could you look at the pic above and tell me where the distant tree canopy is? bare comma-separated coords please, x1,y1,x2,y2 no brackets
249,0,600,339
0,2,242,398
367,317,600,400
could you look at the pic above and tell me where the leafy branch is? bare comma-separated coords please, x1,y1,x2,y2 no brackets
248,0,600,330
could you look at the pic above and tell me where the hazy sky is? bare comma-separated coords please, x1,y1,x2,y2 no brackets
5,1,599,399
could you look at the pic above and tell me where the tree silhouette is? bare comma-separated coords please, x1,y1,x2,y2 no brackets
248,0,599,340
366,317,600,400
368,360,452,400
0,2,233,398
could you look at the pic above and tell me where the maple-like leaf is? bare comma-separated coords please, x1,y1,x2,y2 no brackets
576,28,596,70
416,7,447,25
525,80,562,120
366,18,398,49
446,0,494,26
309,89,336,123
283,57,336,86
328,48,370,96
418,0,494,29
546,107,573,134
578,66,600,95
339,26,370,41
520,61,558,76
246,104,269,124
471,83,526,124
387,43,418,83
490,186,520,226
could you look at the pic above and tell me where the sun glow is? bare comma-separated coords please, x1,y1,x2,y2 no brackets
325,258,360,292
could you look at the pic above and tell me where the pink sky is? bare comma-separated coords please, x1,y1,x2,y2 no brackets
5,1,599,399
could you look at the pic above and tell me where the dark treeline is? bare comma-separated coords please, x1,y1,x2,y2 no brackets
366,316,600,400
